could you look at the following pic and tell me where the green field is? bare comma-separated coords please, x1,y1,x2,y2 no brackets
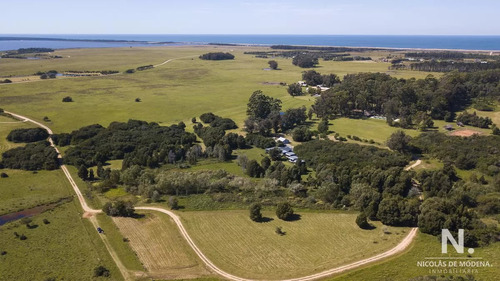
0,46,438,135
332,231,500,281
0,169,73,215
179,210,409,279
0,201,122,281
0,116,35,155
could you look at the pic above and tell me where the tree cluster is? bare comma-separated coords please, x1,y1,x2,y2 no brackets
199,52,235,60
312,70,500,126
1,141,59,170
292,54,318,68
57,120,196,169
6,128,48,143
102,200,135,217
456,111,493,128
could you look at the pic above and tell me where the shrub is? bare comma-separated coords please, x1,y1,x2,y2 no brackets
276,202,294,220
135,98,141,102
0,172,8,178
275,226,286,235
62,96,73,102
249,203,263,222
125,69,135,74
93,266,110,277
42,219,50,224
20,234,27,240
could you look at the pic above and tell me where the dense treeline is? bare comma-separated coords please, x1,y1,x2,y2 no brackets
411,132,500,175
405,52,498,60
17,48,54,54
6,128,49,143
1,141,59,170
199,52,235,60
56,120,196,168
270,45,383,52
392,61,500,72
312,70,500,127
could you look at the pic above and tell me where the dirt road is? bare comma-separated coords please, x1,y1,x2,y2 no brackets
405,159,422,171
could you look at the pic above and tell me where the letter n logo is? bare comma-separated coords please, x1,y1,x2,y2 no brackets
441,229,464,254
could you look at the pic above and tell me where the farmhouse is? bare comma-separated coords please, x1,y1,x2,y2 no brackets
276,137,290,144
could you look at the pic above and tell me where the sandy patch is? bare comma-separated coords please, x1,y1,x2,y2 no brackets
449,129,482,137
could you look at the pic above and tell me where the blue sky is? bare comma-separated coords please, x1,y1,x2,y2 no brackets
2,0,499,35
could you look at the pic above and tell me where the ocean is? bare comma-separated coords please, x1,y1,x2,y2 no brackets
1,34,500,51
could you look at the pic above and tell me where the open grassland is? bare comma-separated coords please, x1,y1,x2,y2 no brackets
0,169,73,215
0,201,122,281
113,212,211,280
0,116,35,155
329,118,420,144
179,210,409,279
0,46,438,134
332,232,500,281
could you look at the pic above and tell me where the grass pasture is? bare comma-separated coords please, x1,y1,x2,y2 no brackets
179,210,409,279
0,201,122,281
0,169,73,215
332,231,500,281
0,46,438,135
112,212,211,280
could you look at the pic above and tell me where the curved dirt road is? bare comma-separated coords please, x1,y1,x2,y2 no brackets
137,206,418,281
5,112,419,280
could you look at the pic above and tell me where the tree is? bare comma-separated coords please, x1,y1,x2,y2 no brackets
292,54,318,68
88,169,95,181
0,172,8,178
321,73,340,87
261,156,271,171
269,148,282,161
268,60,278,70
249,203,263,222
135,97,141,102
302,70,323,86
287,83,303,96
276,202,294,220
247,160,264,178
246,90,282,120
386,130,412,153
356,212,370,229
62,96,73,102
168,196,179,210
292,126,313,142
317,119,329,134
78,165,88,180
191,117,197,123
